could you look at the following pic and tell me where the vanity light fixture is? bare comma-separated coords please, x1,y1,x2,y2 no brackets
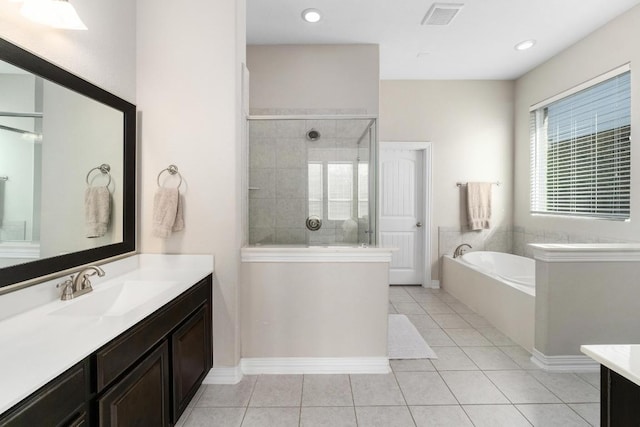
19,0,87,30
514,39,536,51
302,8,322,23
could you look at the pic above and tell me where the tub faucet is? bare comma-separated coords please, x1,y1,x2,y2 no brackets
453,243,472,258
57,265,105,300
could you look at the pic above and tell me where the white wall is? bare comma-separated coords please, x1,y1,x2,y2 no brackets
136,0,246,368
379,81,515,279
247,44,379,114
514,5,640,242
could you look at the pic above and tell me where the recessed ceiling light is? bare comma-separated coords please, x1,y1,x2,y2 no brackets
515,39,536,51
302,8,322,23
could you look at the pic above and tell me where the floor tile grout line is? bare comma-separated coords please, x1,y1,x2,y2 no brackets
389,366,418,427
511,403,538,426
245,375,260,409
514,402,595,427
513,367,583,405
298,375,305,427
567,403,599,426
347,373,361,427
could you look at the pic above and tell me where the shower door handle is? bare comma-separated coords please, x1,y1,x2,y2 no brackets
416,222,423,228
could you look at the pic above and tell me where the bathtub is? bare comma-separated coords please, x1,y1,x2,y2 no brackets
442,251,535,351
460,251,535,296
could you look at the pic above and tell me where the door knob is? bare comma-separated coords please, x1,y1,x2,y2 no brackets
416,222,423,228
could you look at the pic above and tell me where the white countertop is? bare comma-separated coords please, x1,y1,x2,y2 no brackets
581,344,640,386
0,254,213,414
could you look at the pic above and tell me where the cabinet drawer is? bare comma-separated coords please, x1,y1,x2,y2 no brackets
95,277,210,392
0,360,88,427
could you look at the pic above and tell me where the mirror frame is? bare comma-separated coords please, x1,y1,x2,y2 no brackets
0,37,136,289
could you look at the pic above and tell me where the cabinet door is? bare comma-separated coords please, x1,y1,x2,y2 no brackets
98,341,170,427
171,303,212,422
602,366,640,426
0,360,88,427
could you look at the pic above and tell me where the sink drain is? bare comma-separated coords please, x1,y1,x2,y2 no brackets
306,216,322,231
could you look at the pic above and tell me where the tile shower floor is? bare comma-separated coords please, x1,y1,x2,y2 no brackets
177,286,601,427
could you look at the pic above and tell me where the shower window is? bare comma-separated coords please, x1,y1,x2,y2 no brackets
327,163,353,220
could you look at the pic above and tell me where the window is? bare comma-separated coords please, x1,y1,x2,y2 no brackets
327,163,353,220
357,163,369,218
530,67,631,220
308,162,323,218
309,161,369,221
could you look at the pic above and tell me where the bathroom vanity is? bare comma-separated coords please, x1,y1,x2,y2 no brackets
0,35,215,426
0,255,213,427
582,344,640,426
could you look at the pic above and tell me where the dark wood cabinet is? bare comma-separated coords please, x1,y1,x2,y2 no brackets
171,303,212,422
0,359,89,427
601,366,640,426
68,413,88,427
98,341,170,427
0,274,212,427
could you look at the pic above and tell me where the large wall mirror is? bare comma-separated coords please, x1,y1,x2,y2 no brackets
0,38,136,290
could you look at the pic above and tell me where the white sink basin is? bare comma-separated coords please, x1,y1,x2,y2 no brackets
49,280,178,317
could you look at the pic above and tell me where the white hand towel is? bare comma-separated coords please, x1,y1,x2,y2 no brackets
466,182,492,230
153,187,181,238
85,186,111,238
173,194,185,232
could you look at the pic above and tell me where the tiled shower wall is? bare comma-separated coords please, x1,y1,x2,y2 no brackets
438,225,636,261
248,109,372,245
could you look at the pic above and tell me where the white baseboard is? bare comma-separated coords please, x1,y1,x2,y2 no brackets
430,280,440,289
240,357,390,375
203,366,243,385
531,349,600,372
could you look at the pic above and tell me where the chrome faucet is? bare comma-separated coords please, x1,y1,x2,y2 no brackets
57,265,105,300
453,243,472,258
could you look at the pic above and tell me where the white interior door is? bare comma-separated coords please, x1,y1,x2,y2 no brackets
379,146,427,285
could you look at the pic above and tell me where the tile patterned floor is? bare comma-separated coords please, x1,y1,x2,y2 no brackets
177,286,601,427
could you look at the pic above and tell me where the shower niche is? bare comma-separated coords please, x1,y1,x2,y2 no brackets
248,115,377,246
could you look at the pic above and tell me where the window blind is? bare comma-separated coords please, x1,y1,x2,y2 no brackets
530,70,631,220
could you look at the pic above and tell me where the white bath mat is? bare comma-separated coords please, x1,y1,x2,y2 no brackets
388,314,438,359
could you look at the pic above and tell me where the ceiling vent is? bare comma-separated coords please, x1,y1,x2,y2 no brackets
421,3,464,26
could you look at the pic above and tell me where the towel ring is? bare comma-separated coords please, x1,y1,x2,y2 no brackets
157,164,183,188
86,164,112,187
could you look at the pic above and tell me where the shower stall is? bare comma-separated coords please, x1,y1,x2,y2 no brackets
247,115,377,246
